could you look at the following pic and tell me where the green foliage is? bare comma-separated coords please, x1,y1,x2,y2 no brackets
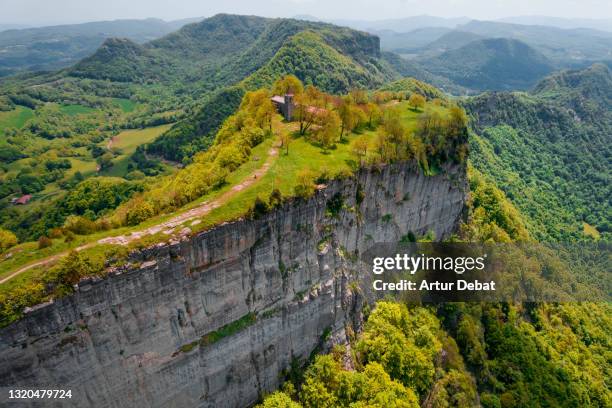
465,67,611,241
0,245,124,326
357,302,442,396
423,38,553,91
378,77,445,100
199,313,257,346
462,166,530,242
408,93,426,110
440,302,612,408
113,89,272,225
298,355,419,408
147,86,246,162
244,31,393,95
257,392,302,408
247,196,269,220
64,178,142,217
0,228,18,251
326,193,344,218
1,177,142,241
294,169,316,199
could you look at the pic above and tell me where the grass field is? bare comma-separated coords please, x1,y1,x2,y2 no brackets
59,104,96,116
0,106,34,134
113,98,137,113
101,124,173,177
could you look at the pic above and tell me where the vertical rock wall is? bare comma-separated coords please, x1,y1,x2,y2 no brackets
0,161,467,407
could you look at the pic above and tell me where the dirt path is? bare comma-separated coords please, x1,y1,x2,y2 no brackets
106,136,116,150
0,143,280,284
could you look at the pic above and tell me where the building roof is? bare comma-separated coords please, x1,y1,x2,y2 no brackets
15,194,32,205
271,95,285,104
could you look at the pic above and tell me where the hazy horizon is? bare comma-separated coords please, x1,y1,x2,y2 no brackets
2,0,612,27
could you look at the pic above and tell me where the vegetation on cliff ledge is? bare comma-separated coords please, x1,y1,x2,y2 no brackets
0,75,468,327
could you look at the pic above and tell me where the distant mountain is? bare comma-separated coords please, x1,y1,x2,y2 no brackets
0,24,30,31
419,30,484,55
375,27,451,52
533,64,612,111
532,63,612,120
381,51,470,95
0,18,201,77
330,15,470,33
498,16,612,32
292,15,322,22
422,38,553,91
456,20,612,64
466,64,612,240
99,14,397,161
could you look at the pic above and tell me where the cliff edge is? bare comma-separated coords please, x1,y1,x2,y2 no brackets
0,160,467,407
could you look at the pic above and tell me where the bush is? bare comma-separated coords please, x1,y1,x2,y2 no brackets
269,189,283,208
63,215,97,235
125,199,155,226
38,236,52,249
294,169,316,199
0,229,18,251
247,197,269,220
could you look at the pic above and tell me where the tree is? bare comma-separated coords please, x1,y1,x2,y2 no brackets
294,169,316,198
243,89,276,132
52,250,100,288
125,197,155,225
256,392,301,408
97,152,114,170
273,75,304,96
280,132,291,155
295,86,324,135
269,188,283,208
349,88,368,104
363,102,382,129
352,136,369,166
316,110,341,150
337,97,360,141
0,229,18,251
379,108,407,161
447,105,468,138
63,215,97,235
408,93,426,111
247,196,269,219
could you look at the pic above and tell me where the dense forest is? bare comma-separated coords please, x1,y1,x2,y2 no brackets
465,64,611,241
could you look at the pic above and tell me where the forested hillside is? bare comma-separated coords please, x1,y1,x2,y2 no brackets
0,14,400,240
465,64,611,241
423,38,553,91
144,15,397,162
0,18,197,77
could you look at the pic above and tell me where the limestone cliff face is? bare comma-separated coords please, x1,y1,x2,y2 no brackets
0,161,467,408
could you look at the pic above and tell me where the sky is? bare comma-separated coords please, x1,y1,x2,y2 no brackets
1,0,611,25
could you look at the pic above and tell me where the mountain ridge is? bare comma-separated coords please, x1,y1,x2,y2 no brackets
422,37,553,91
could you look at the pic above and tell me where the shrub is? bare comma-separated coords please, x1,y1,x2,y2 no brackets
125,199,155,226
38,236,52,249
247,197,269,219
269,189,283,208
63,215,97,235
0,229,18,251
294,169,316,199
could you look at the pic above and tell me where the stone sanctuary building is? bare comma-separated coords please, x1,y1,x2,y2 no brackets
271,93,295,121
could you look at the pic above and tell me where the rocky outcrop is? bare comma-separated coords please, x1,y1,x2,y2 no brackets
0,161,467,407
